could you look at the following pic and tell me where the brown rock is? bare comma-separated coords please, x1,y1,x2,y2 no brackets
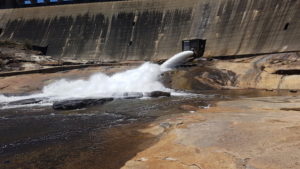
162,52,300,91
123,96,300,169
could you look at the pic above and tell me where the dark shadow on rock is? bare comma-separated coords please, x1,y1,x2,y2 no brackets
273,69,300,75
280,108,300,111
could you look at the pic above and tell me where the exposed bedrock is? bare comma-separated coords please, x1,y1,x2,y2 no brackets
163,52,300,90
0,0,299,61
122,96,300,169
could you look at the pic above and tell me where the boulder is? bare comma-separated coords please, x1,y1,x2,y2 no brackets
53,98,113,110
146,91,171,98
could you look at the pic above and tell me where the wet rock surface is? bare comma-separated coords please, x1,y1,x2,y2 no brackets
146,91,171,98
53,98,114,110
51,92,171,110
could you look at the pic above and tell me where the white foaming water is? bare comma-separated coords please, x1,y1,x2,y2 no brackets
42,62,169,99
0,51,194,107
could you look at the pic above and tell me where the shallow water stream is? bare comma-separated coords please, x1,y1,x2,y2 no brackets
0,94,208,169
0,89,298,169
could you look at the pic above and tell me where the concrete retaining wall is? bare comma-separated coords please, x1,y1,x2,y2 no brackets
0,0,299,61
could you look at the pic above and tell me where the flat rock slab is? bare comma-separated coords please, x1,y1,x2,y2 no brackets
122,96,300,169
53,98,113,110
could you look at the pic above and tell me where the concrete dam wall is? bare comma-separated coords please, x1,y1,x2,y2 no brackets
0,0,299,61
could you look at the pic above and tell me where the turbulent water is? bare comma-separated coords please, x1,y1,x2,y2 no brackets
0,51,194,108
41,62,169,99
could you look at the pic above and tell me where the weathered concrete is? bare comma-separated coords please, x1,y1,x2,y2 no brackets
0,0,299,61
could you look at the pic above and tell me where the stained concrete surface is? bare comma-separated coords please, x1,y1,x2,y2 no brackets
0,0,299,61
